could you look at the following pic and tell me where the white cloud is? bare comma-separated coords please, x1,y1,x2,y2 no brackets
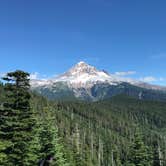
29,72,53,80
139,76,166,83
29,72,39,80
114,71,136,76
139,76,157,82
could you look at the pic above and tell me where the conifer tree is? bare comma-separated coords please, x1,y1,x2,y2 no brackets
25,121,41,165
0,70,35,165
39,107,68,166
127,131,153,166
0,139,12,165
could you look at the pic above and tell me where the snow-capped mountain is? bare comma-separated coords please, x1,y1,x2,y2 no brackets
55,61,121,87
31,61,166,101
31,61,137,87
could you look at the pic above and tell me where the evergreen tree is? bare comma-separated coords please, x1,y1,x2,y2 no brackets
0,70,35,165
153,139,163,166
0,139,12,165
127,131,153,166
39,107,68,166
25,121,41,165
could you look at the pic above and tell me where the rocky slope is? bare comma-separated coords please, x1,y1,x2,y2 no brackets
31,61,166,101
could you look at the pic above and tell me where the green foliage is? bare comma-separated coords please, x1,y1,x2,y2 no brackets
38,107,68,166
49,95,166,166
25,122,41,165
0,71,69,166
126,131,153,166
1,70,166,165
0,70,36,165
0,140,12,165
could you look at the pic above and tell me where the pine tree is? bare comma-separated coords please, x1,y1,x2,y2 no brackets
39,107,68,166
0,139,12,165
25,121,41,165
127,131,153,166
0,70,35,165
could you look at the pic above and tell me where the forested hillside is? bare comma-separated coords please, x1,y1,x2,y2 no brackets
49,95,166,165
31,88,166,165
1,71,166,165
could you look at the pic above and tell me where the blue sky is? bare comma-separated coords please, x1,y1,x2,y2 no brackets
0,0,166,85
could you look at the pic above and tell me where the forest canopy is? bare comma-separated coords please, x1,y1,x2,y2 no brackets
0,70,166,166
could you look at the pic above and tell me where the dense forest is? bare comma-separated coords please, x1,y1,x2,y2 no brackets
0,70,166,165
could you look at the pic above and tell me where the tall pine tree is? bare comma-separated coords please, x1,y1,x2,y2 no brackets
0,70,35,165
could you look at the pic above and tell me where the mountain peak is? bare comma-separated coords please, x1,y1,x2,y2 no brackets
77,61,87,65
53,61,113,86
31,61,166,95
68,61,98,76
74,61,92,69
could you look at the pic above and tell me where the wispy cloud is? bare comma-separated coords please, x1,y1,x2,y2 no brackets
29,72,39,80
139,76,165,83
139,76,157,82
29,72,55,80
114,71,136,76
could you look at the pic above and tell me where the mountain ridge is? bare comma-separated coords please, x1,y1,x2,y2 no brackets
31,61,166,101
